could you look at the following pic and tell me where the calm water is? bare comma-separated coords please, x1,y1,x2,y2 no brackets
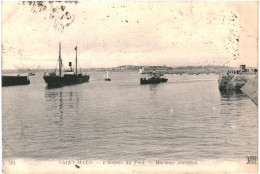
2,72,258,161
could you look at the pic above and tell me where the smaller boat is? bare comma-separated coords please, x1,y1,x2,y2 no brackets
28,72,35,76
27,68,36,76
104,71,111,81
140,72,168,85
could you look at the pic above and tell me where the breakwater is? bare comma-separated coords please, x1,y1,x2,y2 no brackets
241,75,258,105
2,75,30,87
218,74,258,105
218,74,254,90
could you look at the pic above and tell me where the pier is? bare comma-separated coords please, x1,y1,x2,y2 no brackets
2,75,30,87
241,75,258,105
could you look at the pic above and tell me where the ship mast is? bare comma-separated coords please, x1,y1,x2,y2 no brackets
59,42,62,77
75,46,77,76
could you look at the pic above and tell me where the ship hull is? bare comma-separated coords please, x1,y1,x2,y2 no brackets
2,76,30,87
160,78,168,83
43,74,90,88
140,77,168,85
28,73,35,76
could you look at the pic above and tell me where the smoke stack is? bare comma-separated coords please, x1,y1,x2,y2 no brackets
69,62,72,71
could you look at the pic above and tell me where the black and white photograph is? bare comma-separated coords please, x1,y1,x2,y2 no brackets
1,1,258,173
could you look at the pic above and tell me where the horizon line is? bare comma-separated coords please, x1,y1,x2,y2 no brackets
2,64,254,71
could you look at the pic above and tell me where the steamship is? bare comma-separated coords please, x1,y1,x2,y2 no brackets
43,43,90,88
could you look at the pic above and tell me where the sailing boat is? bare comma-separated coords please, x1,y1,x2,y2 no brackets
43,42,90,88
104,71,111,81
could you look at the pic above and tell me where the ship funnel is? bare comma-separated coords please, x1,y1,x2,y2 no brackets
69,62,72,71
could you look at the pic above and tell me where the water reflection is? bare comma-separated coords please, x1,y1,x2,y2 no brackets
45,92,64,122
140,84,161,100
44,90,82,157
45,91,80,114
149,84,159,97
219,89,251,129
219,90,247,99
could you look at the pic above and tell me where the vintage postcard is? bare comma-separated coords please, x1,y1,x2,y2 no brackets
1,1,258,174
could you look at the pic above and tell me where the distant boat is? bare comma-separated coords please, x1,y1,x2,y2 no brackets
28,72,35,76
27,68,35,76
139,67,145,74
2,75,30,87
104,71,111,81
43,42,90,88
140,72,168,85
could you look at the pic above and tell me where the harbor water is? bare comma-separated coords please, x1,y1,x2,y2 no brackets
2,72,257,161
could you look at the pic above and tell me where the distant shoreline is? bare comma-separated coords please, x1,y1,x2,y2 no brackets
2,65,257,75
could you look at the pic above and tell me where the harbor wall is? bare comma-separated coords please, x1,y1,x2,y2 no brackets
241,75,258,105
218,74,235,90
218,73,258,105
218,74,254,90
2,76,30,87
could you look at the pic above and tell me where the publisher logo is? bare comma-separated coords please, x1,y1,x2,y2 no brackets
246,156,258,164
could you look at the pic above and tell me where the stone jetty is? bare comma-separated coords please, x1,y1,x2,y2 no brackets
241,75,258,105
218,65,258,105
2,75,30,87
218,74,255,90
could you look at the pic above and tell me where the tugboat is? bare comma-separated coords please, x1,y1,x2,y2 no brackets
104,71,111,81
43,42,90,88
140,72,168,85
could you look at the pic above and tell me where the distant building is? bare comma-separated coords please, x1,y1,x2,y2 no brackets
139,66,172,74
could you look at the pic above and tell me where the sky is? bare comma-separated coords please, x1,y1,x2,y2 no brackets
1,1,258,69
